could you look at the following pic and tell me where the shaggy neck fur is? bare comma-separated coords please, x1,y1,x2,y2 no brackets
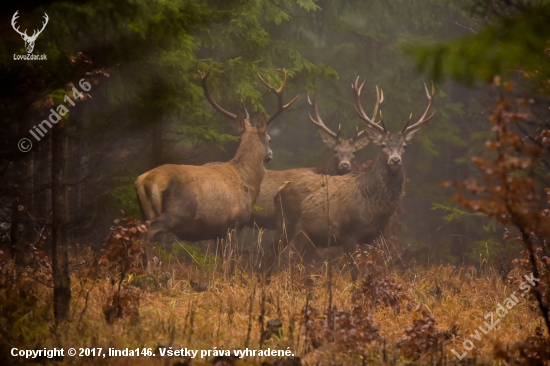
230,130,266,201
314,157,347,176
358,153,405,218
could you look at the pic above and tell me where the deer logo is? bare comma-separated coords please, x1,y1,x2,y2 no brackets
11,11,49,54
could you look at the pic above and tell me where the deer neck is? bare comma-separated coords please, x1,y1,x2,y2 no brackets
314,158,342,176
229,131,265,200
358,153,405,209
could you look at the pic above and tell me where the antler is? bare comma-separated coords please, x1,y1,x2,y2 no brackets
240,100,250,121
11,12,49,40
307,93,340,139
402,81,436,134
257,68,299,125
352,77,385,133
11,11,27,38
29,13,48,40
199,69,238,121
352,126,364,141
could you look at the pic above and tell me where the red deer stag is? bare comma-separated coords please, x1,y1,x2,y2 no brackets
135,69,298,269
248,91,379,229
271,78,436,279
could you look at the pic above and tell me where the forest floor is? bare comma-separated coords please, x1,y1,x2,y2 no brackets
0,241,548,366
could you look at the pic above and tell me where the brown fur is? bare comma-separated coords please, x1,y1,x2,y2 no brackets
135,69,299,270
248,133,370,230
135,115,271,268
270,127,427,279
266,80,435,278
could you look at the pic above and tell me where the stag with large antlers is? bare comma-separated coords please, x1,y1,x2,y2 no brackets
135,69,298,270
270,78,436,279
247,91,377,230
11,11,49,54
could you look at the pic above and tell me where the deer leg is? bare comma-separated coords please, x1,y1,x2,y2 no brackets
142,223,157,273
143,214,173,273
260,239,278,279
291,231,322,272
342,239,360,282
226,228,240,276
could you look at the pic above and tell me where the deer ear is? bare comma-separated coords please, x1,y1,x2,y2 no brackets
235,111,247,135
319,130,338,149
404,127,421,143
256,113,268,135
353,136,370,151
363,126,385,145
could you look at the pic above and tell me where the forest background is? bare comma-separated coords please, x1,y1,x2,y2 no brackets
1,0,550,364
0,0,549,298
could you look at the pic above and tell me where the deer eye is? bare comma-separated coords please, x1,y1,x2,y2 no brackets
382,143,387,148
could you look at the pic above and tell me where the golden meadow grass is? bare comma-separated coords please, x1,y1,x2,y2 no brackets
1,241,546,366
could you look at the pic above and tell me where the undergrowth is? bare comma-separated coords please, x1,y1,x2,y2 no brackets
1,228,548,365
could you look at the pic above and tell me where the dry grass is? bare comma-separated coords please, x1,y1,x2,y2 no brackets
0,243,547,366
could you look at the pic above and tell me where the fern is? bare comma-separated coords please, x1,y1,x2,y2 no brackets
431,203,484,222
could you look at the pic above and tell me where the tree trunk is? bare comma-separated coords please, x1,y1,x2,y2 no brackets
33,132,52,251
51,117,71,322
152,117,163,169
11,113,35,266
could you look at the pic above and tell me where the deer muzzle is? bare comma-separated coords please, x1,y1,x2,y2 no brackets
338,161,352,172
265,149,273,163
389,156,402,166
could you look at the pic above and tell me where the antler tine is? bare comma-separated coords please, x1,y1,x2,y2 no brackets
372,87,384,122
352,77,386,133
379,111,388,132
11,11,28,37
307,93,338,138
257,68,286,93
241,100,250,122
36,13,49,37
29,13,49,39
257,68,300,125
336,124,342,140
198,69,238,121
401,113,413,133
403,81,436,133
352,126,365,141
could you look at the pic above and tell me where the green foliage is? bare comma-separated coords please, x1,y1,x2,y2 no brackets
4,0,535,267
469,238,520,264
157,241,216,270
410,2,550,93
173,241,216,270
431,203,485,223
106,181,141,218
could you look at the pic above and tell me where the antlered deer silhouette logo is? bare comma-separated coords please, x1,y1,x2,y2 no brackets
11,11,49,54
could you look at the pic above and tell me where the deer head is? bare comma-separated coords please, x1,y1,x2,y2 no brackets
199,68,299,163
12,11,49,54
307,92,378,173
352,78,436,171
